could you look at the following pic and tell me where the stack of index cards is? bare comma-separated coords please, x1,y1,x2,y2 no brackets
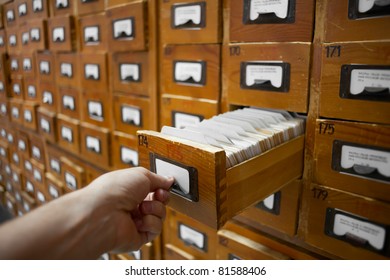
161,107,305,168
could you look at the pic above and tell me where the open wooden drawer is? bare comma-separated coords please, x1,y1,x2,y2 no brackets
137,130,304,229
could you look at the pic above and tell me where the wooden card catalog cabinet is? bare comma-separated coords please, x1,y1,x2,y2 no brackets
227,0,315,43
313,119,390,202
316,0,390,42
160,0,221,44
111,51,150,96
137,130,304,229
302,184,390,260
224,42,311,113
162,44,221,101
106,1,147,52
317,41,390,125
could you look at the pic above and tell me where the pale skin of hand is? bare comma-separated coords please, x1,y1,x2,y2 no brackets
0,167,174,260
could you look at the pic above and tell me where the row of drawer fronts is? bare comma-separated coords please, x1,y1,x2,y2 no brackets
3,1,148,53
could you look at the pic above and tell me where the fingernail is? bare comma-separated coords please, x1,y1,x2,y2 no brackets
163,175,174,181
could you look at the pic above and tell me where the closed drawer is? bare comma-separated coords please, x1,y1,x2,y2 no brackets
61,156,86,193
39,81,58,111
80,53,108,92
112,94,152,135
106,1,147,52
55,52,80,87
162,44,221,101
4,2,17,28
56,114,80,154
37,107,57,142
81,90,112,129
160,0,221,44
9,54,21,77
45,172,65,201
313,119,390,202
10,76,24,99
79,13,107,52
47,15,78,52
224,42,311,113
233,179,302,237
164,208,217,259
80,122,111,170
316,0,390,42
22,101,39,131
58,87,81,119
30,134,46,165
228,0,315,43
16,130,30,157
160,94,219,128
28,18,48,51
36,51,55,82
317,41,390,125
45,144,63,179
6,27,19,54
110,51,150,97
302,184,390,260
111,131,138,169
77,0,105,16
20,53,36,77
16,0,30,24
29,0,49,20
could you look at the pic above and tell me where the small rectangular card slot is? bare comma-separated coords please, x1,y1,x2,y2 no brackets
112,18,134,40
25,161,33,172
171,2,206,29
61,126,73,143
9,35,17,46
120,146,138,166
33,169,42,182
340,65,390,102
32,146,41,160
23,58,32,71
0,104,7,115
84,26,100,43
12,153,19,165
150,153,198,202
348,0,390,19
11,107,19,119
255,191,281,215
88,101,103,121
11,59,19,71
30,28,41,42
13,84,21,95
0,82,4,91
49,184,59,199
6,10,15,22
53,27,65,43
60,63,73,78
119,63,141,82
178,223,207,252
24,110,32,123
40,61,50,74
40,118,51,133
173,60,207,86
18,3,27,16
240,62,290,92
42,91,53,105
50,159,61,174
37,191,46,203
332,140,390,183
65,171,77,190
63,95,75,111
243,0,296,24
33,0,43,12
18,140,26,151
121,105,142,126
22,32,29,45
56,0,69,9
325,208,390,256
172,111,204,129
84,64,100,80
86,135,101,154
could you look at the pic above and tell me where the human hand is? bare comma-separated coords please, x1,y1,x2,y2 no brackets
83,167,174,254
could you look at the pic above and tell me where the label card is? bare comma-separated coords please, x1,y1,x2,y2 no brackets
12,153,19,164
13,84,21,95
174,61,206,86
178,223,207,251
43,91,53,105
11,107,19,119
61,126,73,143
40,118,51,133
88,101,103,120
173,3,206,29
30,28,40,41
56,0,69,9
84,26,99,43
9,35,17,46
60,63,73,78
65,172,77,190
172,111,203,129
7,134,13,144
18,140,26,151
22,32,29,45
53,27,65,42
50,159,61,174
121,106,142,126
85,64,100,80
26,180,35,193
28,85,36,97
63,95,75,111
243,0,295,24
113,18,134,39
86,136,101,154
32,146,41,160
11,59,18,71
40,61,50,74
37,191,46,203
7,10,15,21
0,36,4,46
49,185,59,199
18,3,27,16
120,146,138,166
120,64,140,82
33,169,42,182
0,104,6,114
24,110,32,123
255,191,281,215
130,250,141,260
33,0,43,12
23,58,32,70
25,161,33,172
